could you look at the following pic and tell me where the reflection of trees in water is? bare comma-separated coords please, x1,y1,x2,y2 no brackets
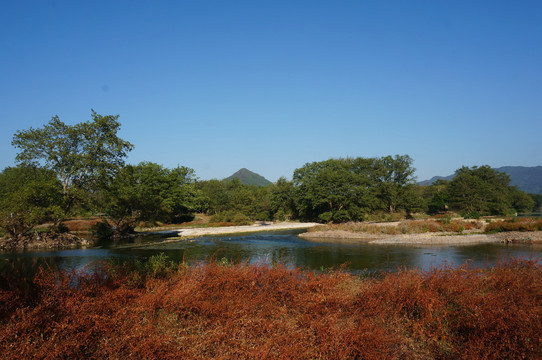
289,244,421,272
452,243,539,267
0,256,61,295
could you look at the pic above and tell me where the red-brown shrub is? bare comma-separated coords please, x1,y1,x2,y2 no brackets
1,259,541,359
485,218,542,233
63,218,106,232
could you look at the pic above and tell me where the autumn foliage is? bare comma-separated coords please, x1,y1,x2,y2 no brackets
485,218,542,233
1,258,541,359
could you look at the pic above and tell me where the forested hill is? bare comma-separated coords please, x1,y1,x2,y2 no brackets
420,166,542,194
224,168,272,186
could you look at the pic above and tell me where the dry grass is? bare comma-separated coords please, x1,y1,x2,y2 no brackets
1,257,541,359
485,218,542,233
309,220,483,235
62,218,107,232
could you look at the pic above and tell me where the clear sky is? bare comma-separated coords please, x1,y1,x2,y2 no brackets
1,1,541,182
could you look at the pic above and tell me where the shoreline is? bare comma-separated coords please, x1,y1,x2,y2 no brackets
299,230,542,245
4,222,541,250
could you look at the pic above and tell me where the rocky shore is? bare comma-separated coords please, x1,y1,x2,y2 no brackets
0,232,92,250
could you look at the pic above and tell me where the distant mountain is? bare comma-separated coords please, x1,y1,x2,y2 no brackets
500,166,542,194
225,168,272,186
418,174,455,186
419,166,542,194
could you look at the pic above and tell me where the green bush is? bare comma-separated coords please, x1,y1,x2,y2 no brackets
462,211,481,220
232,213,252,225
210,211,252,225
145,253,176,278
318,212,333,223
90,220,114,242
332,210,351,223
437,215,452,224
275,209,286,222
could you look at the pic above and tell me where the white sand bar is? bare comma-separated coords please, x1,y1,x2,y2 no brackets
175,222,319,238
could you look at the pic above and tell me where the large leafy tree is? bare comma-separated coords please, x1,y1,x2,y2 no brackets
292,155,417,222
102,162,198,233
373,155,416,213
0,166,63,238
509,187,535,213
11,110,133,212
448,166,512,215
293,157,376,222
270,177,296,220
197,179,272,221
196,180,230,215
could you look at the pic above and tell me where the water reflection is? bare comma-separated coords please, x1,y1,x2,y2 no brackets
1,230,541,276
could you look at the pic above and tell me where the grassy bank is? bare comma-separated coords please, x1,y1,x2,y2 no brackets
485,218,542,233
308,219,484,235
1,257,541,359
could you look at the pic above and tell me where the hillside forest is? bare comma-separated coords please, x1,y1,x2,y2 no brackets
1,112,540,242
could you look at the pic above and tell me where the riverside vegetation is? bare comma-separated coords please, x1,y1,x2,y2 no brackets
0,256,541,359
1,110,540,248
1,113,542,358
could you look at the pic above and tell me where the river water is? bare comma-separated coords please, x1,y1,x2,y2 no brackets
2,229,542,275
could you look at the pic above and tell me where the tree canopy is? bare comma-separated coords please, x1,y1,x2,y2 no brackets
292,155,417,222
0,166,63,237
12,111,133,201
448,165,513,215
102,162,199,233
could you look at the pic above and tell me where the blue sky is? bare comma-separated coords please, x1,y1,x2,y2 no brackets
1,1,541,182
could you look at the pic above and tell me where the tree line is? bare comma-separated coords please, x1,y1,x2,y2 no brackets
0,112,539,241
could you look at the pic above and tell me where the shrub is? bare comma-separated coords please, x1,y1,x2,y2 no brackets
312,220,481,235
317,211,333,223
210,211,252,226
485,218,542,233
275,209,286,222
1,259,541,359
332,210,351,222
90,220,114,242
462,211,481,220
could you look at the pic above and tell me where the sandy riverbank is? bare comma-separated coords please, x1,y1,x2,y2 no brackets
299,230,542,245
174,222,319,238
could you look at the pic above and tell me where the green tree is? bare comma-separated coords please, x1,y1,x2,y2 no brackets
373,155,416,213
425,179,450,214
197,179,272,222
197,180,230,215
11,110,133,213
448,166,512,215
270,177,296,220
292,155,417,222
102,162,198,234
509,187,535,213
400,184,426,217
0,166,63,238
293,158,376,222
530,194,542,212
